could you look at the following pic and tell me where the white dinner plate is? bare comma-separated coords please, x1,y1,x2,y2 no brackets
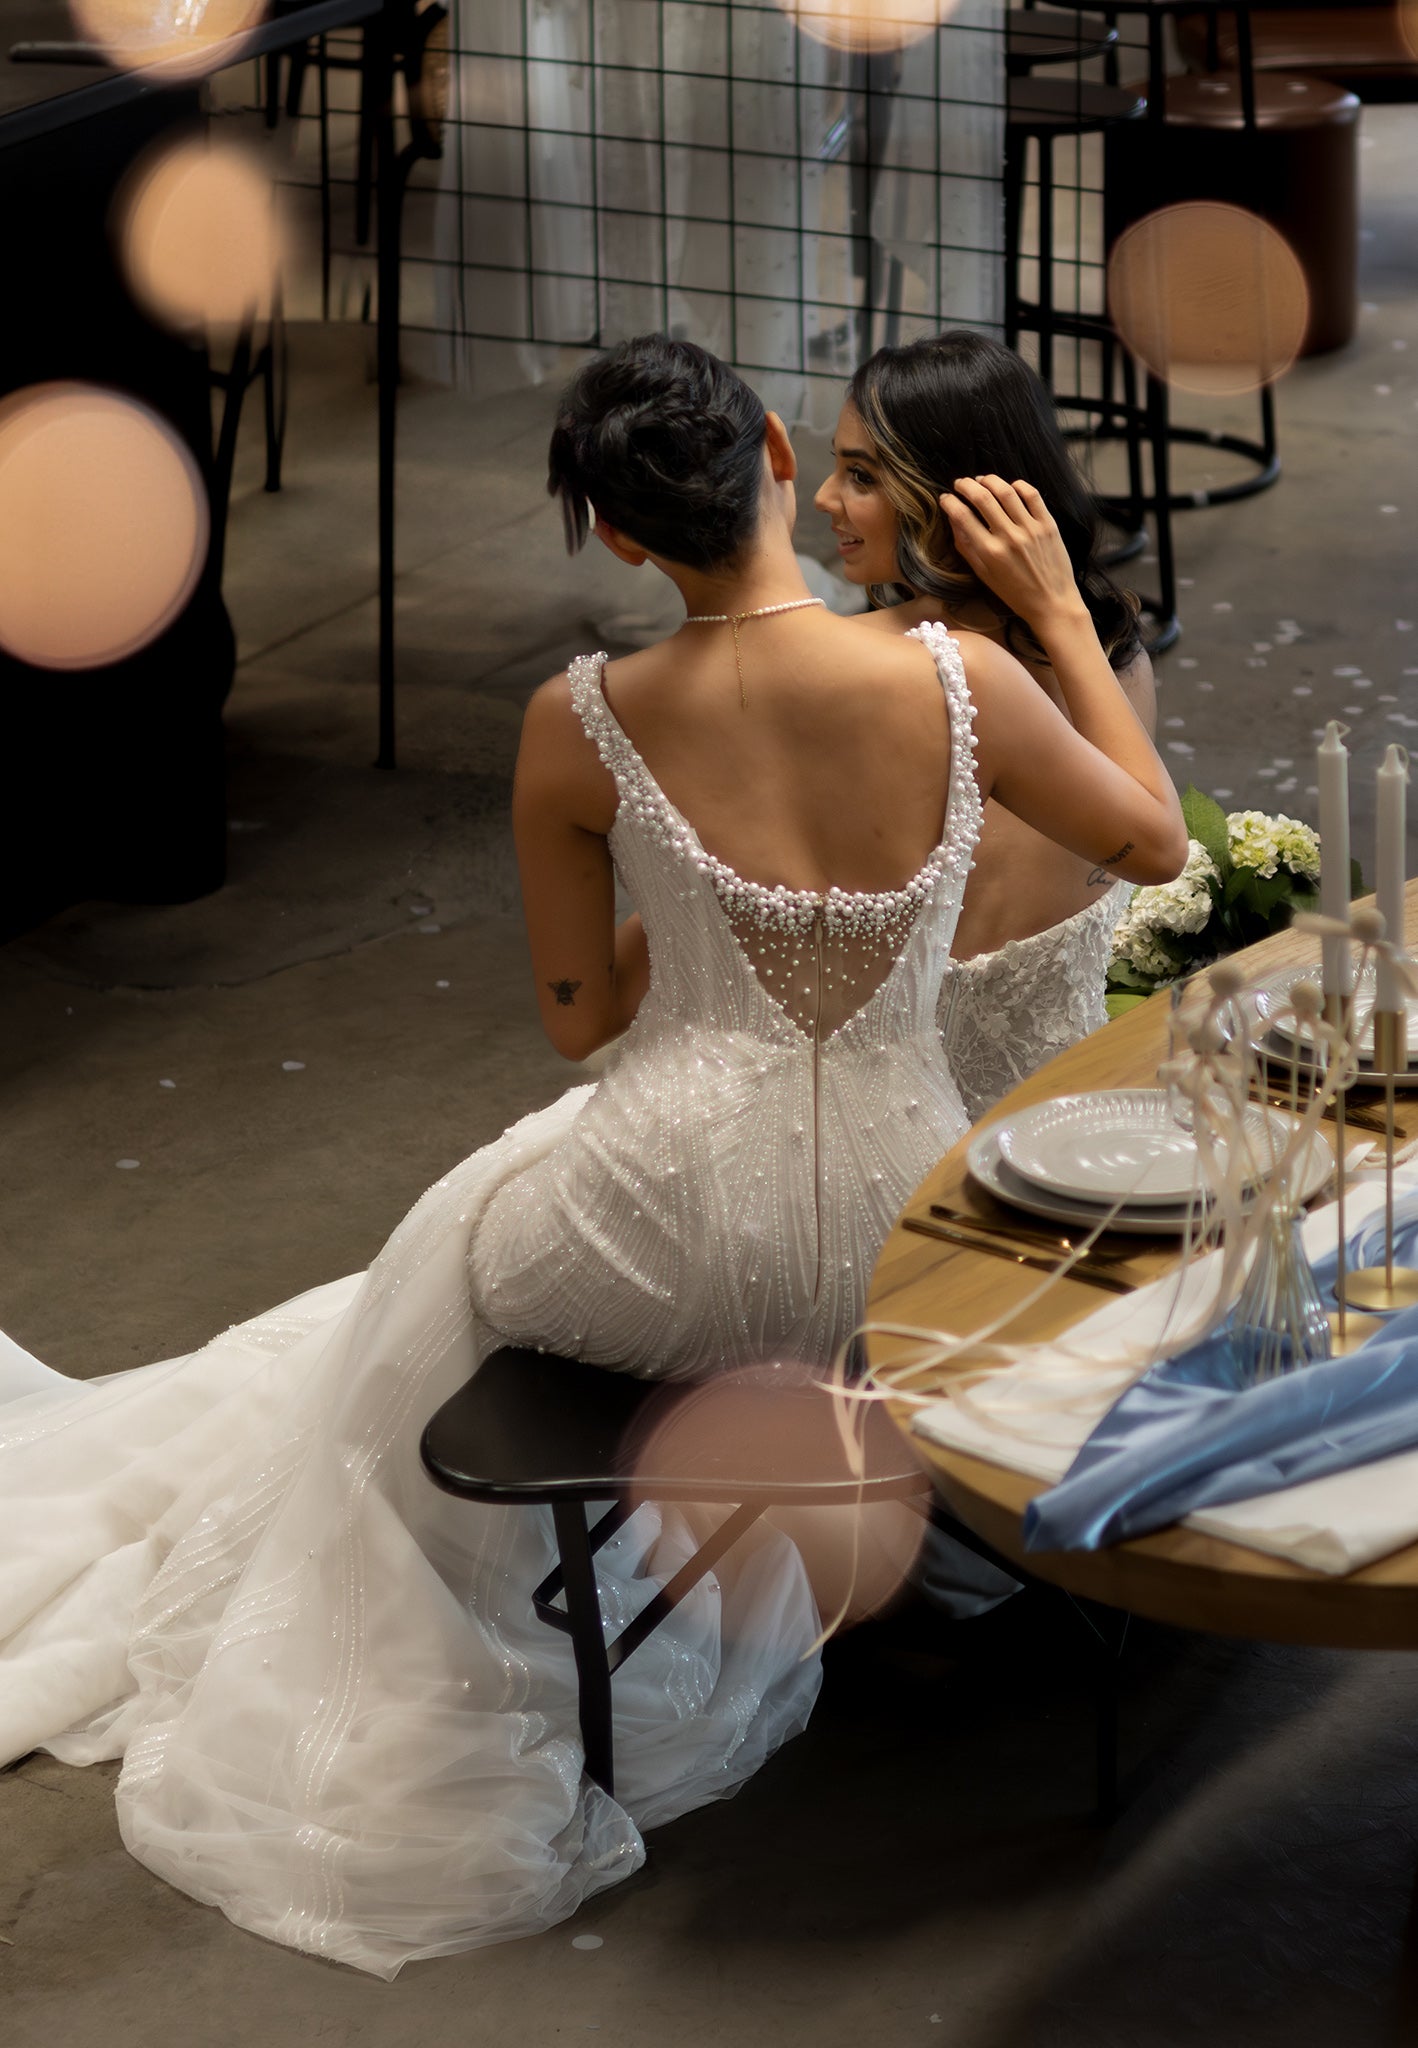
994,1089,1289,1205
966,1113,1332,1238
1251,964,1418,1085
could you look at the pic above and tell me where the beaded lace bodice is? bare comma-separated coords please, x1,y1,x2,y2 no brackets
569,619,981,1046
940,880,1131,1124
474,620,983,1380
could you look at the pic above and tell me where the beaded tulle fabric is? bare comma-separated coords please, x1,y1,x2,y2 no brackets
0,623,980,1978
940,881,1131,1124
477,621,981,1376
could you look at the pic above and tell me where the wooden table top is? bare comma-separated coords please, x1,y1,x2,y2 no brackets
866,881,1418,1650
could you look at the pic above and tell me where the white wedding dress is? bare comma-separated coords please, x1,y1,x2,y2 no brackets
0,623,981,1979
940,882,1130,1124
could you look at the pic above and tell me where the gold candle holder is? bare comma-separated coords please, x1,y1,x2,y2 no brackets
1320,988,1386,1350
1344,1009,1418,1312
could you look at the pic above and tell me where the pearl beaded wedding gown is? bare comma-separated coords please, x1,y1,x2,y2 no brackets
0,623,981,1979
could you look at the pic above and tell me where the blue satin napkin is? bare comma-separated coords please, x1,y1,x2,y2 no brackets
1023,1192,1418,1554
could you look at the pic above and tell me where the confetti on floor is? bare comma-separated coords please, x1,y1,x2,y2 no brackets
282,1060,306,1072
420,923,443,935
571,1935,604,1951
436,980,451,990
117,1159,140,1170
159,1079,176,1089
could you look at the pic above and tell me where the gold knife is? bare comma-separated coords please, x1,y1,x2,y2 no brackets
928,1203,1134,1263
902,1214,1137,1294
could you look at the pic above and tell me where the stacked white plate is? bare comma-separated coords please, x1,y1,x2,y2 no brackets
967,1088,1332,1237
1250,964,1418,1088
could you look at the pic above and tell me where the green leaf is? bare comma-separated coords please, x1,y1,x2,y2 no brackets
1105,990,1152,1020
1106,958,1156,993
1180,784,1231,875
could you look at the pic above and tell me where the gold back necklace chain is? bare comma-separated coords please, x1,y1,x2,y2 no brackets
681,596,826,709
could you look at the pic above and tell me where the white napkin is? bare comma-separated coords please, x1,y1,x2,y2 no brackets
910,1174,1418,1574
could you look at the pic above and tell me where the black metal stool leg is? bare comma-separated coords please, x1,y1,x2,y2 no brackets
1145,370,1180,651
1004,127,1025,355
1036,135,1055,389
552,1498,616,1797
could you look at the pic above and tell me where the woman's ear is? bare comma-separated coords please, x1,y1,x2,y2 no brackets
763,411,797,484
594,521,648,567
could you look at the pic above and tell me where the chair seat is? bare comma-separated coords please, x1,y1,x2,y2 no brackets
421,1348,932,1798
1008,76,1146,134
421,1348,930,1508
1007,7,1118,75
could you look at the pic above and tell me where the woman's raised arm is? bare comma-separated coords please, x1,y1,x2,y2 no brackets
961,627,1186,887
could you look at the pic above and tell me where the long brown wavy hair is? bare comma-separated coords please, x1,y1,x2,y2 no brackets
848,332,1143,672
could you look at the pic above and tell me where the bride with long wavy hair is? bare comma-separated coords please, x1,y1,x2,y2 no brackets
817,330,1158,1119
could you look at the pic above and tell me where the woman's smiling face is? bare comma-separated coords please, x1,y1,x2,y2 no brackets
813,402,903,588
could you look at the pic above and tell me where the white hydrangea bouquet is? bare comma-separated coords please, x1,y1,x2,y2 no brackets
1106,786,1351,1019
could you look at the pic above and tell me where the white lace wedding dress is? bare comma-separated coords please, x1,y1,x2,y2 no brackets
940,881,1129,1124
0,624,981,1979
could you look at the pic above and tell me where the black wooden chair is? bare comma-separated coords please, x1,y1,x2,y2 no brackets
421,1347,933,1799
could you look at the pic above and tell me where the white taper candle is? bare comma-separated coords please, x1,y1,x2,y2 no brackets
1375,743,1409,1019
1317,720,1353,999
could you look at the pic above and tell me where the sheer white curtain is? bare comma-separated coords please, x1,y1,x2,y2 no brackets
422,0,1005,424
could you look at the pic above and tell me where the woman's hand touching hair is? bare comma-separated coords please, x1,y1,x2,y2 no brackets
940,474,1085,640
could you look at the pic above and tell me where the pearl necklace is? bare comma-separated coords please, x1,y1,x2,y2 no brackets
682,596,826,709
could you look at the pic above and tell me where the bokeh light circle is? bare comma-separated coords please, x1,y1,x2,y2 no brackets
629,1362,924,1629
70,0,269,80
0,385,209,671
118,136,283,334
1107,202,1309,396
779,0,957,56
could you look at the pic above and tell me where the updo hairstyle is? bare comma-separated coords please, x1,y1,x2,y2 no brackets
849,332,1142,672
547,334,769,571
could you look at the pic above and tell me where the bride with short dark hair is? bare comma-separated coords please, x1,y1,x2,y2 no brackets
0,335,1184,1977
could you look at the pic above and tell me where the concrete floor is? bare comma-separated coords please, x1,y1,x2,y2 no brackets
3,104,1418,2048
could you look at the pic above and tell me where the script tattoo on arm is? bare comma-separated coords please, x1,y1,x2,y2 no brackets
1087,840,1133,888
547,978,582,1006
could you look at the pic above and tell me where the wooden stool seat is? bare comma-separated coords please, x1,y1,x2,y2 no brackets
1177,7,1418,99
1109,69,1360,356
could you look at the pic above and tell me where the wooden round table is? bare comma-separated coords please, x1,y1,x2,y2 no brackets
866,886,1418,1651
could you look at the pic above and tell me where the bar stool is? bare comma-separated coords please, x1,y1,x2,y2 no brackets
1099,65,1359,513
1003,74,1180,646
1006,7,1118,75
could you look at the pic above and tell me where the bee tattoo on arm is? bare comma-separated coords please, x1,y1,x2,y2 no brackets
547,979,582,1006
1087,840,1133,888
